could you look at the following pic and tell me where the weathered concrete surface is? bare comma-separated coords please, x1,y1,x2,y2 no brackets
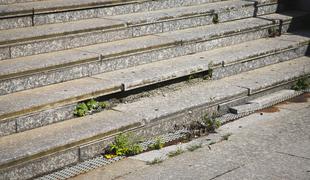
71,94,310,180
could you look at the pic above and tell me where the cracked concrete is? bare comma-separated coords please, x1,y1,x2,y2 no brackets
71,93,310,180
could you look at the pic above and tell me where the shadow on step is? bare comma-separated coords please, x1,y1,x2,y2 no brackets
276,0,310,56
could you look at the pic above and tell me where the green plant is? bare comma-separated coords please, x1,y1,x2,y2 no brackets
74,99,111,117
212,13,219,24
86,99,99,111
268,27,280,37
202,114,221,133
99,101,111,109
203,62,214,80
147,157,164,165
73,102,89,117
209,141,216,145
107,133,143,157
188,74,195,81
292,78,309,91
168,148,184,157
149,138,164,150
187,143,202,152
221,133,232,141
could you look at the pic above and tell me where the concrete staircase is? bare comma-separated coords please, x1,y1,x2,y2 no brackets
0,0,309,179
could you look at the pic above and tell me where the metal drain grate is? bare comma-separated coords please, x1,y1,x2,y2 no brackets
303,89,310,93
37,130,188,180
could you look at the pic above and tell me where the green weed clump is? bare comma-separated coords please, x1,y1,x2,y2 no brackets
74,99,111,117
292,78,309,91
202,114,221,133
104,133,143,158
168,148,184,157
148,138,164,150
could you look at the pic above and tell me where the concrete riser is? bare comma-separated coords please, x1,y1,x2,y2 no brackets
0,5,258,60
0,22,288,96
1,39,307,137
0,78,304,180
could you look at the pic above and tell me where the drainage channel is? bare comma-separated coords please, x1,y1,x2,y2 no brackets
37,89,308,180
36,130,189,180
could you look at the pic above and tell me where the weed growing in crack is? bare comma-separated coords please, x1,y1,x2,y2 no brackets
202,114,221,133
104,133,143,158
268,27,280,37
148,137,164,150
187,143,202,152
147,158,164,165
168,148,184,157
292,78,309,91
209,141,216,145
212,13,219,24
73,102,89,117
221,133,232,141
74,99,111,117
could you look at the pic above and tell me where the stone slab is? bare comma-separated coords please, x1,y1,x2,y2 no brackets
0,77,122,120
1,0,253,45
222,56,310,95
0,118,15,137
1,57,308,178
230,103,260,114
1,30,308,123
0,148,79,180
0,18,124,45
249,89,298,106
114,80,247,123
0,109,142,167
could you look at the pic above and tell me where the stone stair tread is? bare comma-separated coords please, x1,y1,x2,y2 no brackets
0,0,253,45
0,56,308,168
1,10,308,80
94,32,310,90
0,31,309,120
0,0,134,16
262,10,310,20
0,73,250,167
230,89,300,114
0,18,124,45
0,16,275,77
224,56,310,94
0,0,225,17
114,57,310,119
0,77,122,120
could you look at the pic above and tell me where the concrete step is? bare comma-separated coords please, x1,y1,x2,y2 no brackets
0,0,282,30
0,0,258,60
0,0,224,30
229,89,302,114
1,12,307,95
0,0,44,5
0,30,309,137
0,56,309,180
